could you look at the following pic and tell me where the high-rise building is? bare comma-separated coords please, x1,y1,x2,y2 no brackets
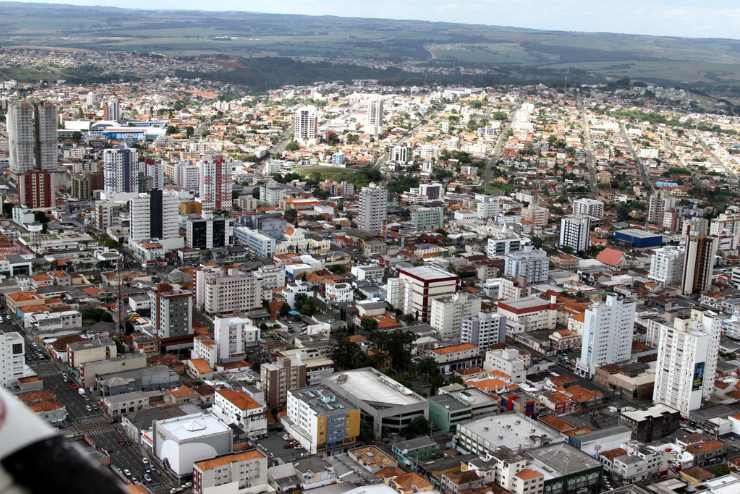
390,145,411,164
0,331,25,389
366,96,384,136
148,283,193,338
105,98,121,122
559,215,591,252
174,161,200,193
395,265,459,322
145,159,165,190
293,106,318,143
709,211,740,252
186,216,231,249
7,100,58,174
103,146,139,193
653,309,721,417
504,248,550,284
233,227,277,258
128,189,181,248
213,317,260,363
357,183,387,235
195,267,263,316
71,172,102,201
260,357,307,409
577,294,636,377
647,191,677,225
198,157,232,215
461,313,506,351
18,170,54,209
681,235,718,296
649,246,684,286
411,206,444,232
573,198,604,219
430,293,482,339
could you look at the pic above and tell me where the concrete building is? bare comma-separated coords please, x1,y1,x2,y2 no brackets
103,146,138,193
294,106,318,143
234,227,277,258
260,357,307,409
653,309,721,417
129,189,182,250
366,96,384,136
486,228,524,258
351,264,384,284
175,161,200,194
559,215,591,252
198,157,232,215
649,246,684,286
484,348,527,382
357,183,387,235
213,388,267,438
149,283,193,338
648,191,677,225
504,249,550,284
214,317,260,363
67,337,117,370
396,265,459,322
7,100,58,174
0,331,25,389
681,235,718,296
573,198,604,219
187,216,231,250
461,312,506,351
710,211,740,252
455,413,564,457
411,206,444,232
322,367,428,439
153,412,233,477
430,293,481,339
193,450,268,494
282,384,361,454
196,267,263,316
497,296,558,334
577,295,636,377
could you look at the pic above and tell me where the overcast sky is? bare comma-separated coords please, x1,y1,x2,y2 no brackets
21,0,740,39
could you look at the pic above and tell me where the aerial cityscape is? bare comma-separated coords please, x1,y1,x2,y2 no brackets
0,2,739,494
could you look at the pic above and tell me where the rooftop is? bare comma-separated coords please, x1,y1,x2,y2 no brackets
323,367,426,408
194,450,265,472
458,413,564,451
526,443,601,478
398,265,458,282
156,412,231,441
291,385,356,415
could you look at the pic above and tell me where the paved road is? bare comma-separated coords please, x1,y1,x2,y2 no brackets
480,119,513,191
692,130,739,186
619,122,654,193
577,93,598,194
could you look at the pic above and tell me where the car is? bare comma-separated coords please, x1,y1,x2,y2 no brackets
143,474,152,483
142,457,149,464
185,482,192,488
170,489,178,494
145,468,151,474
124,469,131,476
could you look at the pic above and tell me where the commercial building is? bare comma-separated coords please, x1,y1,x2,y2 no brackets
497,296,558,334
430,292,481,339
618,405,681,443
411,206,444,232
198,157,232,215
129,189,182,250
214,317,260,362
486,228,524,258
213,388,267,438
431,342,482,374
0,331,25,389
653,309,721,417
153,412,233,477
103,146,139,193
187,216,231,249
67,337,117,370
455,413,564,457
260,357,307,409
572,198,604,219
525,443,602,494
649,246,684,286
18,170,54,209
357,183,387,235
282,384,361,454
196,267,263,316
461,312,506,351
681,235,718,296
322,367,428,439
294,106,318,143
484,348,527,382
7,100,58,174
428,388,498,433
613,229,663,249
647,191,677,225
559,215,591,252
149,283,193,338
396,265,459,322
193,450,268,494
504,249,550,284
234,227,277,258
577,295,636,377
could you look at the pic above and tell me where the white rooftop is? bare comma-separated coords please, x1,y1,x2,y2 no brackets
458,413,564,450
156,412,231,441
324,368,426,407
399,265,456,281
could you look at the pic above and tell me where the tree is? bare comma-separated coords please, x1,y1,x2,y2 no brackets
284,208,298,225
360,317,378,332
286,141,300,151
402,416,430,438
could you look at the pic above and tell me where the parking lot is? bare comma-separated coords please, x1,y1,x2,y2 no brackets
256,430,310,464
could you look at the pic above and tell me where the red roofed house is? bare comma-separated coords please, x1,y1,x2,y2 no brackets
213,388,267,438
597,248,627,268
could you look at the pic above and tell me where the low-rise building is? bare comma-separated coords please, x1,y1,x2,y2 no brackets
193,450,269,494
213,388,267,438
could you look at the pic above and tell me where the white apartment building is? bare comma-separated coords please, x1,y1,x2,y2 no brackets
324,283,354,304
412,206,444,232
396,266,459,322
573,198,604,219
390,145,411,164
486,228,525,258
234,227,277,258
461,312,507,351
496,296,558,334
577,295,636,377
145,161,165,190
484,348,526,382
504,248,549,283
430,293,482,339
366,96,384,136
128,189,182,250
214,317,261,363
213,389,267,438
193,450,268,494
649,246,684,286
174,161,200,193
358,183,387,235
7,100,58,174
710,211,740,252
559,215,591,252
351,264,384,284
294,106,318,143
0,331,25,389
196,267,263,315
653,309,721,417
256,265,286,294
103,146,138,194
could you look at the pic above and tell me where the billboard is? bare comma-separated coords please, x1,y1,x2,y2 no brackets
692,362,705,391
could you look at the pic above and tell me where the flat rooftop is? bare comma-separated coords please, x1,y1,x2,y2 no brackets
615,229,661,239
526,443,601,478
323,367,426,407
292,385,356,415
398,265,457,282
156,412,231,441
621,403,679,421
458,413,564,450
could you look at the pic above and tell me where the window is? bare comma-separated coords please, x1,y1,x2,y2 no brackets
12,343,23,354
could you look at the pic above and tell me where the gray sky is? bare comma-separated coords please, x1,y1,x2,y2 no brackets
19,0,740,39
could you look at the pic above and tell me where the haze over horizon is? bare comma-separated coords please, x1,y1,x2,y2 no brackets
12,0,740,40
